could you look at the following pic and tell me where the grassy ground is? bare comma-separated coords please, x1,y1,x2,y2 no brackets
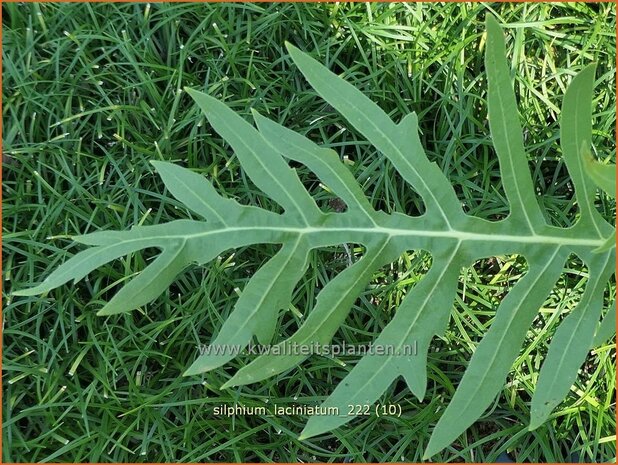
2,2,616,462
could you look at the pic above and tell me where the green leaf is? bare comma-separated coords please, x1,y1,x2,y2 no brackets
424,248,567,458
284,42,463,226
222,238,399,388
485,15,545,231
12,235,171,296
151,160,268,224
98,244,190,316
560,65,609,233
593,301,616,346
251,110,375,221
583,150,616,199
184,87,321,223
184,237,311,375
14,14,615,459
578,151,616,252
300,244,463,440
593,230,616,253
530,252,614,429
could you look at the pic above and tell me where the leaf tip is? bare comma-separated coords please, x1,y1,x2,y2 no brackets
529,392,557,429
249,108,263,122
12,288,36,297
12,282,51,296
298,420,327,441
298,427,317,441
528,409,547,431
398,112,418,130
184,86,207,104
284,41,302,59
577,62,598,80
422,438,442,460
184,360,212,377
97,304,128,317
485,13,500,27
528,418,542,431
220,380,234,389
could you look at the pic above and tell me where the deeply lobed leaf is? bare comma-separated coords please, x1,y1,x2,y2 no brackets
14,15,615,458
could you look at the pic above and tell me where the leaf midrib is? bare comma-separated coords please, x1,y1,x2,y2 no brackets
89,224,607,248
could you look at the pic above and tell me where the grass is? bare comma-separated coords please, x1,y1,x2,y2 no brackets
2,2,616,462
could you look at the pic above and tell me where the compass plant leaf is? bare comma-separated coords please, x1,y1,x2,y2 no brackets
14,15,615,458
